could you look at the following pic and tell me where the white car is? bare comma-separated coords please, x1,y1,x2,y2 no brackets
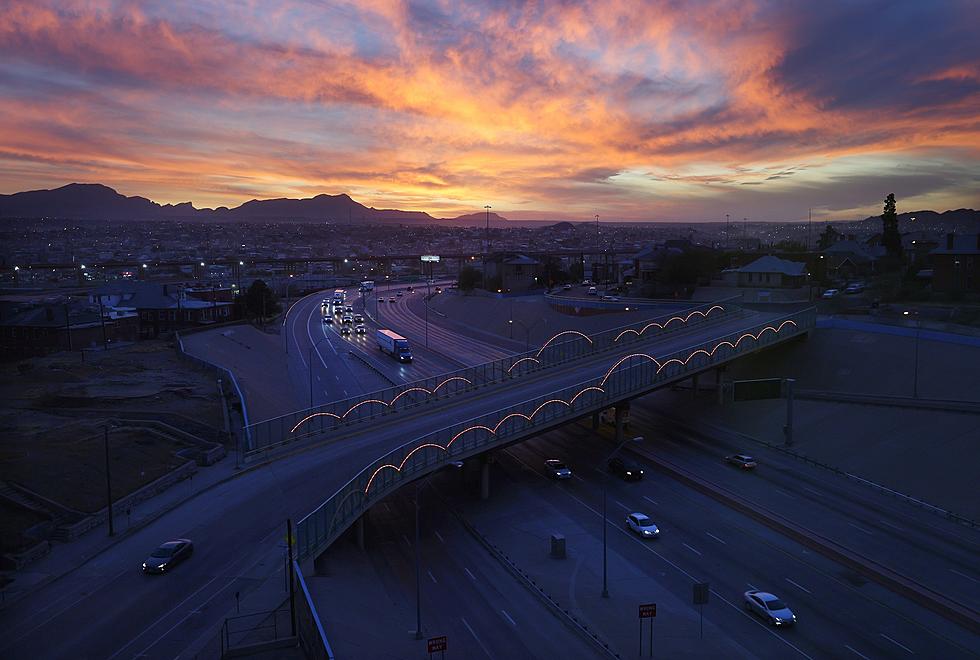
744,590,797,626
844,282,865,294
544,459,572,480
563,284,572,290
821,288,840,299
626,513,660,538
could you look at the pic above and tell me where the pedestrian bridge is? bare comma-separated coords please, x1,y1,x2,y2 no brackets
243,300,816,562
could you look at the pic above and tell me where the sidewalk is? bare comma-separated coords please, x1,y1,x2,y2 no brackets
0,454,247,608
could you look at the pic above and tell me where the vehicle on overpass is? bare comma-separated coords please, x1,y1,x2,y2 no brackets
744,590,797,626
355,324,366,335
626,513,659,538
544,459,572,480
377,329,412,362
142,539,193,574
726,454,757,469
608,456,644,481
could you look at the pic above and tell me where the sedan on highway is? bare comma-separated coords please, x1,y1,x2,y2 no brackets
378,296,384,303
142,539,193,574
626,513,660,538
354,324,366,334
821,288,840,299
608,456,644,481
544,459,572,480
322,315,333,324
342,315,353,324
389,296,396,302
340,326,352,336
397,291,404,297
353,314,364,322
744,590,797,626
726,454,757,469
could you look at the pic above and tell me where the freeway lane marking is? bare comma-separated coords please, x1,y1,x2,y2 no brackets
799,484,823,497
705,531,727,545
845,645,871,659
784,578,811,594
501,609,517,627
464,567,477,581
614,500,630,511
878,519,904,532
428,570,438,584
880,633,914,654
643,495,659,506
555,485,814,659
461,616,493,659
5,567,129,649
846,522,873,536
109,525,280,660
682,542,702,557
434,530,445,543
949,568,979,584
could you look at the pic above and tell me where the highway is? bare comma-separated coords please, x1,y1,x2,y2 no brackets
8,286,971,658
481,419,978,658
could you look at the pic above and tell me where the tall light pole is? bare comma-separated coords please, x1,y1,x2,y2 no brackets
904,310,920,398
602,434,643,597
483,205,491,290
485,205,492,252
725,213,731,250
104,425,115,536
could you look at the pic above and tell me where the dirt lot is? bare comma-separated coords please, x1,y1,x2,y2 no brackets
0,340,223,551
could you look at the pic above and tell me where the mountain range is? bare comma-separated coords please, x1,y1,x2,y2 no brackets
0,183,511,227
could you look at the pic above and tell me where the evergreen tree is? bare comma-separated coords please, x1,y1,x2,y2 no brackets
881,193,903,258
244,279,279,319
818,225,840,250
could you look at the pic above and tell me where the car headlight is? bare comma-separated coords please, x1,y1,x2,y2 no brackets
626,471,632,476
142,562,147,568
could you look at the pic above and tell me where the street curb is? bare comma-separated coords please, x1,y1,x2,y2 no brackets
0,458,268,611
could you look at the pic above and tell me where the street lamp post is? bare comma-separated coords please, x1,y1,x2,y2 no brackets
904,310,920,398
602,434,643,597
104,425,115,536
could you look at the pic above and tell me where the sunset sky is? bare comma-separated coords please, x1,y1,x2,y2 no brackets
1,0,978,222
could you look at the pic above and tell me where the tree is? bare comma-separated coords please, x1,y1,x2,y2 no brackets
881,193,903,258
244,279,279,320
818,225,840,250
458,266,481,292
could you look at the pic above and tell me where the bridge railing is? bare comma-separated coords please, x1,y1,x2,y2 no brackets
296,306,815,561
244,298,745,458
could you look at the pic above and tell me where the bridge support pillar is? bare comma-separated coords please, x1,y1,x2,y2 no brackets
480,455,491,500
591,412,600,430
356,515,365,551
614,403,629,445
692,373,700,398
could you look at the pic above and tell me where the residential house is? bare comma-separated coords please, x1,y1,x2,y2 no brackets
930,234,980,294
726,255,807,288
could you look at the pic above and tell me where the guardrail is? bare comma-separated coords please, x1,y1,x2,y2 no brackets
296,307,815,561
244,299,746,458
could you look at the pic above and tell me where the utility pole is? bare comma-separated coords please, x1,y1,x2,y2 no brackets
807,208,812,252
64,297,73,351
484,205,492,253
726,213,731,250
98,297,108,351
104,425,115,536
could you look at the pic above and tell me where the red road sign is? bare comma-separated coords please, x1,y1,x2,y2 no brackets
428,636,448,653
639,603,657,618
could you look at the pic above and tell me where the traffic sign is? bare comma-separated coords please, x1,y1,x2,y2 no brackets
421,255,441,263
427,635,447,653
693,582,710,605
639,603,657,618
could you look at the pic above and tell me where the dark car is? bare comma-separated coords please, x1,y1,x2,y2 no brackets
726,454,758,469
340,326,352,336
608,456,644,481
143,539,193,574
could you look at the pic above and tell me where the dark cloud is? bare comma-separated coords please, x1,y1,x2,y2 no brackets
772,1,980,113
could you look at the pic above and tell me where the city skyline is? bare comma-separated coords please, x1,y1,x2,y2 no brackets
1,1,979,222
